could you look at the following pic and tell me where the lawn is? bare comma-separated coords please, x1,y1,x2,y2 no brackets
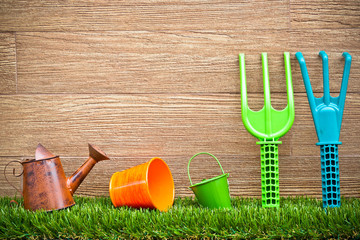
0,196,359,239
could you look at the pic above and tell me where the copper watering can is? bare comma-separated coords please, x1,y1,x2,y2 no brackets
5,143,109,211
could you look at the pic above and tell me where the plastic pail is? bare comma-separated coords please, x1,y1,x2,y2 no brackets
188,152,231,209
109,157,175,212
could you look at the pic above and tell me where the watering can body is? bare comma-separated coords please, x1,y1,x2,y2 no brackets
22,156,75,211
19,143,109,211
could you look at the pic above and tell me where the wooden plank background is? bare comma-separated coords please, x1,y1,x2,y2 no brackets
0,0,359,198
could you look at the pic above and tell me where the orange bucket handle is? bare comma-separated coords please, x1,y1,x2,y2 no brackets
187,152,225,186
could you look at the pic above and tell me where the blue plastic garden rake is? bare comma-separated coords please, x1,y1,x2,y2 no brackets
295,51,352,208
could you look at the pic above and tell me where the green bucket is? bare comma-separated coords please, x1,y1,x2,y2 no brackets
188,152,232,209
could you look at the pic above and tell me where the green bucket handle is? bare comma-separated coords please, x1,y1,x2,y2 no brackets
188,152,225,186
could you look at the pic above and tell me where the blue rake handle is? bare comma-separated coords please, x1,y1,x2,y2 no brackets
295,51,352,208
320,144,340,208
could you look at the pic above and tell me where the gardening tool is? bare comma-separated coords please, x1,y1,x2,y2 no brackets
188,152,231,209
239,52,294,208
295,51,352,208
4,143,109,211
109,157,175,212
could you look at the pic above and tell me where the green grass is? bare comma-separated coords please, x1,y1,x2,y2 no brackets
0,196,359,239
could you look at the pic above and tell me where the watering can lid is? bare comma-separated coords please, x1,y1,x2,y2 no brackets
21,144,57,164
35,143,55,160
189,173,229,188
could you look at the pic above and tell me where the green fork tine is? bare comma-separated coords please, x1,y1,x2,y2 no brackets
239,52,295,208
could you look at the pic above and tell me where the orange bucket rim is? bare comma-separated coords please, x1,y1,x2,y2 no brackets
145,157,175,212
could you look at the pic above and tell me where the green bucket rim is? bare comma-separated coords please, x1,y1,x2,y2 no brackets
189,173,229,188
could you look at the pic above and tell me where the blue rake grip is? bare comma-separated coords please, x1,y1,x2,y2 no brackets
320,144,340,208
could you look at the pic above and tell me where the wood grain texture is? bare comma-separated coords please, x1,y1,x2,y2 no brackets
0,93,292,157
2,154,359,198
290,0,360,29
16,30,291,94
1,1,360,198
0,33,16,94
16,30,360,94
0,93,358,158
0,0,289,32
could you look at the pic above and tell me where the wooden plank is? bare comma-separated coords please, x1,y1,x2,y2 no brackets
1,93,359,158
16,30,360,94
16,31,293,94
290,0,360,29
289,29,360,51
292,93,360,157
0,33,16,94
2,155,358,197
0,93,291,157
0,0,289,32
289,29,360,94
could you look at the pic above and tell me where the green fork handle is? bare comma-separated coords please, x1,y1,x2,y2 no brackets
258,141,281,208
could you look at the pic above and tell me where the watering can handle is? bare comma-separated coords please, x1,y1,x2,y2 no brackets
187,152,225,186
3,160,24,196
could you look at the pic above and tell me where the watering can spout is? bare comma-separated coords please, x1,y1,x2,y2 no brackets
66,143,109,195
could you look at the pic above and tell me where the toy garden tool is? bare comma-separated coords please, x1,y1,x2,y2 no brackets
239,52,294,208
295,51,352,208
5,143,109,211
188,152,231,209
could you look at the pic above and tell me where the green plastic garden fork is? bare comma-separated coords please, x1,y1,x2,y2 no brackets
239,52,295,208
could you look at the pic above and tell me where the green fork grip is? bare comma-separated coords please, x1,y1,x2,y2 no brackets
259,142,280,208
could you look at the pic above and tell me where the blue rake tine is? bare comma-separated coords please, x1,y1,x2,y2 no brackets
319,51,330,105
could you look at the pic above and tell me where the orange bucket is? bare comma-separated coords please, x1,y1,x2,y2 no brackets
109,157,175,212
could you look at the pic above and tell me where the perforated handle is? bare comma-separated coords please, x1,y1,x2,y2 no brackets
320,144,341,208
187,152,225,186
260,143,280,208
